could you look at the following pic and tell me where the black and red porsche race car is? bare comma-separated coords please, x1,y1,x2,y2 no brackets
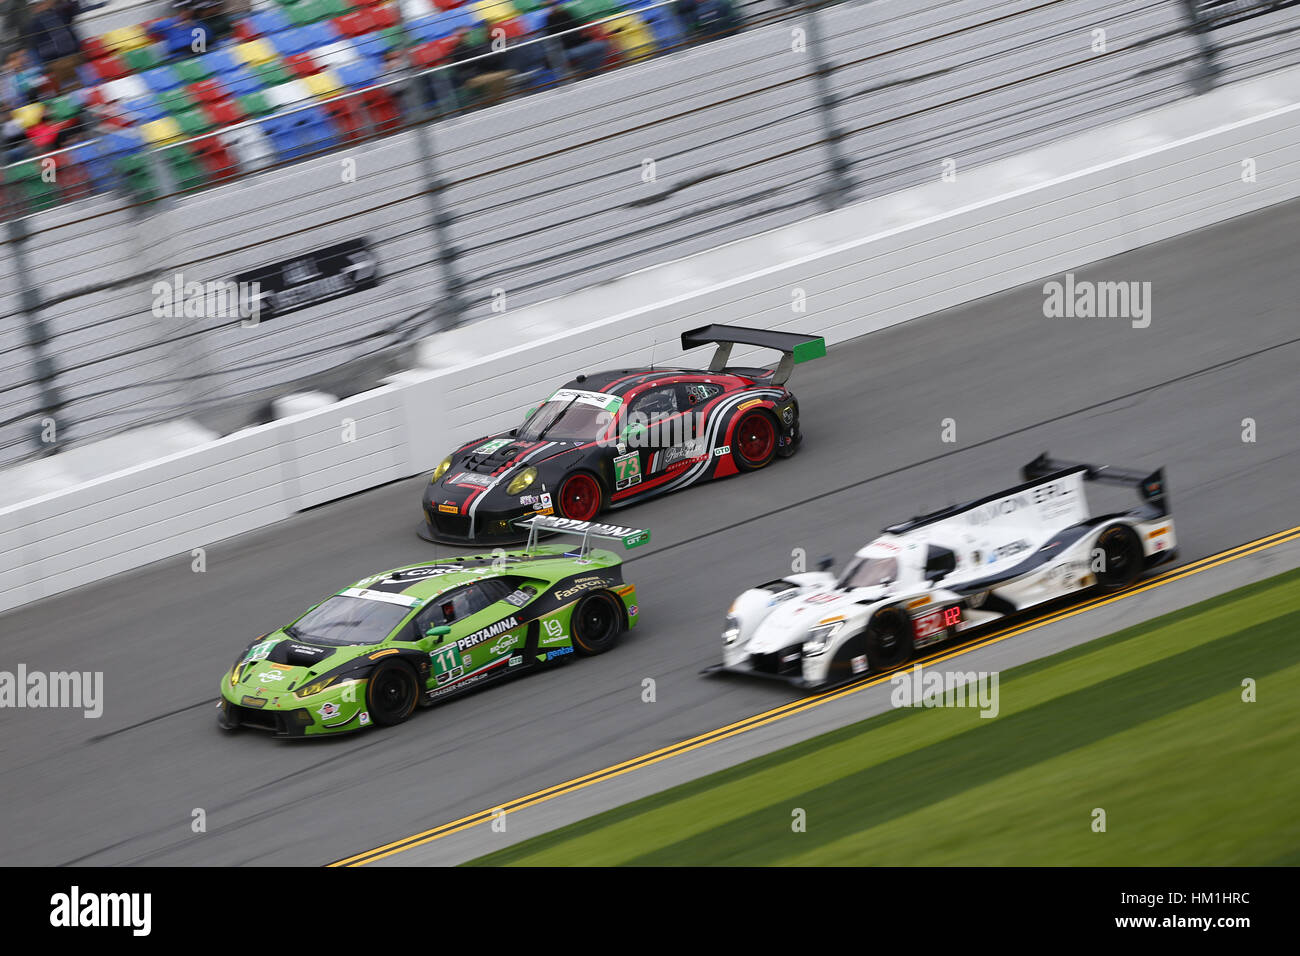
419,324,825,544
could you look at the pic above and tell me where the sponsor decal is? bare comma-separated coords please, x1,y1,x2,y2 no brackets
289,644,327,658
614,451,642,490
519,495,540,505
504,589,532,607
359,711,370,726
489,634,519,655
546,646,574,661
851,654,868,674
450,472,495,488
993,539,1030,561
368,648,399,659
629,604,638,617
438,503,459,514
661,438,706,466
245,639,280,662
474,438,512,455
737,399,763,411
555,578,608,600
258,670,284,683
712,445,730,457
535,492,554,516
508,655,523,668
318,702,341,719
457,616,520,652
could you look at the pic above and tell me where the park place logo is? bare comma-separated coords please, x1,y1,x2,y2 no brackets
1042,273,1151,329
0,665,102,718
50,887,151,936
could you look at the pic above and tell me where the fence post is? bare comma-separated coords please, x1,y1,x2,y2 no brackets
394,7,469,335
1177,0,1221,94
804,0,852,210
5,213,65,457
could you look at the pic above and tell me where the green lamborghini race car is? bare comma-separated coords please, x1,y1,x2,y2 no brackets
217,516,646,737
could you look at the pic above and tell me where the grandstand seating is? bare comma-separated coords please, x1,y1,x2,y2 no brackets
2,0,737,214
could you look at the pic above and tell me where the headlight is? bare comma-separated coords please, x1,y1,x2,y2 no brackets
506,466,538,495
722,614,741,645
294,675,341,698
803,621,843,656
431,457,452,482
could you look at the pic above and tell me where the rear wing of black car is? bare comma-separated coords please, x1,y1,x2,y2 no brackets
515,515,651,556
1023,453,1168,517
680,324,826,386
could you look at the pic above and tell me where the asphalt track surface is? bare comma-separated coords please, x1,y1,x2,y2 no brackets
1,198,1298,866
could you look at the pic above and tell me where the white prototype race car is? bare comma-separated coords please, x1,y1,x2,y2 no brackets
704,454,1176,689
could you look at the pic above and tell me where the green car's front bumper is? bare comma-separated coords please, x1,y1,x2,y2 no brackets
218,676,373,738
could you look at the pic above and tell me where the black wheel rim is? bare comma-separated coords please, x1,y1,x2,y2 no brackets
372,669,412,719
577,596,618,645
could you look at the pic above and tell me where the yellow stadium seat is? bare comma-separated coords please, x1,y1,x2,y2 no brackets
12,103,44,129
233,39,278,67
141,117,184,145
102,25,151,53
470,0,518,25
304,70,342,99
605,14,655,62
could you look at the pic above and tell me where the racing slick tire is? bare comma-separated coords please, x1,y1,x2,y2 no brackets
865,605,914,670
556,471,606,522
732,410,779,472
1094,524,1143,591
366,660,420,726
571,591,623,656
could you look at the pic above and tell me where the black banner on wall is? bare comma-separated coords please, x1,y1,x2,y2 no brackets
235,237,380,322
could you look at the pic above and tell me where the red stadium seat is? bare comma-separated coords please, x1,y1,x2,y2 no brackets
433,0,463,8
323,93,366,142
82,36,110,60
360,86,400,134
409,38,454,69
90,55,130,82
192,134,240,182
232,18,260,41
370,5,399,29
203,98,246,126
286,53,321,77
334,11,375,36
189,78,227,103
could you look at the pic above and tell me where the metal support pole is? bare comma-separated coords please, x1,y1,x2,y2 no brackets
804,0,852,211
1177,0,1222,94
6,212,65,456
393,3,470,334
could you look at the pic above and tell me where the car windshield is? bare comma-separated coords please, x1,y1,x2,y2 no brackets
518,391,615,442
287,595,411,646
839,556,899,588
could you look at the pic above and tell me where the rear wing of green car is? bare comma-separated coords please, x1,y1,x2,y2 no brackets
680,324,826,386
515,515,651,557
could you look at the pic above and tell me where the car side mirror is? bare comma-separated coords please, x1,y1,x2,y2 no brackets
425,624,451,641
523,405,538,424
816,555,835,572
925,568,948,582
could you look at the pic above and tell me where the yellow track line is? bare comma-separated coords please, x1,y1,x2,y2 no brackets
330,523,1300,866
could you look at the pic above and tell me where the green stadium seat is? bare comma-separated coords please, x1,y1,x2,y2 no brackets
253,60,293,86
4,161,60,212
113,154,159,202
159,87,198,114
238,91,274,116
174,107,214,136
164,143,208,191
172,57,214,84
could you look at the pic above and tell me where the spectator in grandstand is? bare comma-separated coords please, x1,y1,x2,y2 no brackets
676,0,741,42
2,110,28,161
172,0,233,45
541,0,610,77
26,0,84,92
449,27,516,107
1,49,43,109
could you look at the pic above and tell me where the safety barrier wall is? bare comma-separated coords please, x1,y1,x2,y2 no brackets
8,0,1300,467
1,85,1297,613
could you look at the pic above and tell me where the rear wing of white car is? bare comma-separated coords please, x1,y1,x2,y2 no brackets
1022,453,1169,518
514,515,651,557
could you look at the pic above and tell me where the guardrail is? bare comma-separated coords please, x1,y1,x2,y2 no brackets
2,63,1297,614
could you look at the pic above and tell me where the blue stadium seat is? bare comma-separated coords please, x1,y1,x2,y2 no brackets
250,9,292,38
336,59,380,90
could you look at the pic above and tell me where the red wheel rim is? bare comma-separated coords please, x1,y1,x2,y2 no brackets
737,414,775,464
559,473,601,520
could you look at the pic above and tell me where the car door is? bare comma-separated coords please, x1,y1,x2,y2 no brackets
414,581,524,690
